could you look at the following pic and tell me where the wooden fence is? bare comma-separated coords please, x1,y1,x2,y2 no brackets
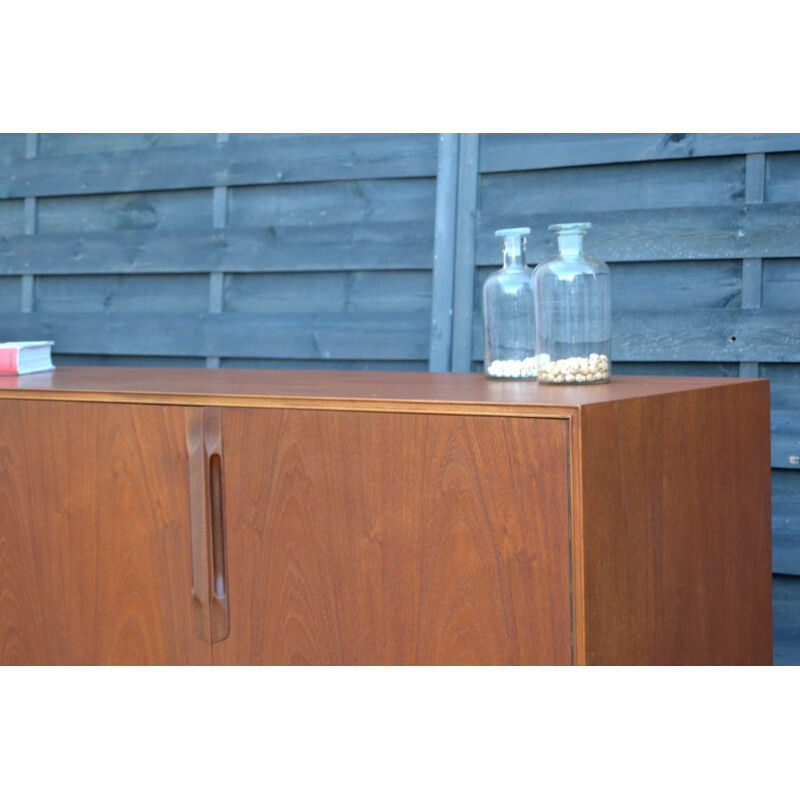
0,132,798,661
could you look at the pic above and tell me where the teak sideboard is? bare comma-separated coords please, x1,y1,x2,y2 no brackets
0,368,772,665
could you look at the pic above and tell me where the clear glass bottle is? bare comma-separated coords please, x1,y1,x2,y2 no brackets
483,227,537,380
533,222,611,385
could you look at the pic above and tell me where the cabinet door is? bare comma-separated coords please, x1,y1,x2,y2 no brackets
0,399,209,665
214,408,572,665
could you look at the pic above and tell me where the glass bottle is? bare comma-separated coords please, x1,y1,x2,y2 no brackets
483,227,537,380
533,222,611,384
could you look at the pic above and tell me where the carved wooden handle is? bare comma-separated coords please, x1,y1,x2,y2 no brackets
186,407,230,644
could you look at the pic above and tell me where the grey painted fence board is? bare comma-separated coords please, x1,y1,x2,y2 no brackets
1,311,430,360
480,156,745,216
763,259,800,308
761,363,800,410
472,309,800,362
772,410,800,469
0,135,25,159
0,222,434,275
773,471,800,575
451,133,480,372
35,274,210,314
224,271,432,314
765,152,800,202
221,358,428,371
612,361,740,377
474,261,743,323
38,133,216,156
37,189,214,234
609,262,743,310
54,353,207,367
773,576,800,665
0,277,21,312
228,178,436,228
477,203,800,263
52,353,427,370
480,133,800,173
0,198,23,236
429,133,459,372
0,134,439,199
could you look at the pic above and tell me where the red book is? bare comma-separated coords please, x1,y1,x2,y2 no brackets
0,341,55,375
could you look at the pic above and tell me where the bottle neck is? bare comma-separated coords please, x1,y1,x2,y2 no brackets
502,237,527,271
556,232,585,258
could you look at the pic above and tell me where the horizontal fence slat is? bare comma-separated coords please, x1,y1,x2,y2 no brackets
480,133,800,173
774,515,800,576
773,576,800,664
772,410,800,469
471,309,800,362
475,261,744,315
0,223,434,275
477,203,800,264
220,358,428,371
225,271,431,315
38,133,216,157
480,155,745,216
37,188,213,234
773,471,800,575
0,311,430,360
228,178,436,228
0,134,439,199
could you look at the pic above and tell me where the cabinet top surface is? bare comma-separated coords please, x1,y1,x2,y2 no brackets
0,367,766,416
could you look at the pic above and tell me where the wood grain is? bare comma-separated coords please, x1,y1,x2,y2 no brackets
213,409,572,665
575,380,773,665
0,399,209,665
0,367,762,415
477,203,800,263
479,133,800,173
0,134,438,199
0,223,434,276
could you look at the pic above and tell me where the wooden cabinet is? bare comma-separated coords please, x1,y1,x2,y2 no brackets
0,399,209,665
0,368,773,665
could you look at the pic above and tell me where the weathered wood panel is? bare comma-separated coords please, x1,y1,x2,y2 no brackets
0,198,23,236
481,133,800,173
0,222,433,275
472,308,800,362
773,471,800,576
476,260,743,319
224,271,431,314
221,358,428,371
615,361,741,377
0,134,439,199
477,203,800,263
53,354,207,368
1,311,431,360
228,178,435,227
773,576,800,665
480,156,745,216
0,134,25,159
37,189,213,233
35,275,210,313
38,133,216,156
763,258,800,308
761,363,800,410
765,152,800,202
772,410,800,470
0,277,21,312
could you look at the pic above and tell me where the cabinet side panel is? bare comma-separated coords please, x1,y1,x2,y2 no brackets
0,399,209,665
215,410,572,665
579,382,772,665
